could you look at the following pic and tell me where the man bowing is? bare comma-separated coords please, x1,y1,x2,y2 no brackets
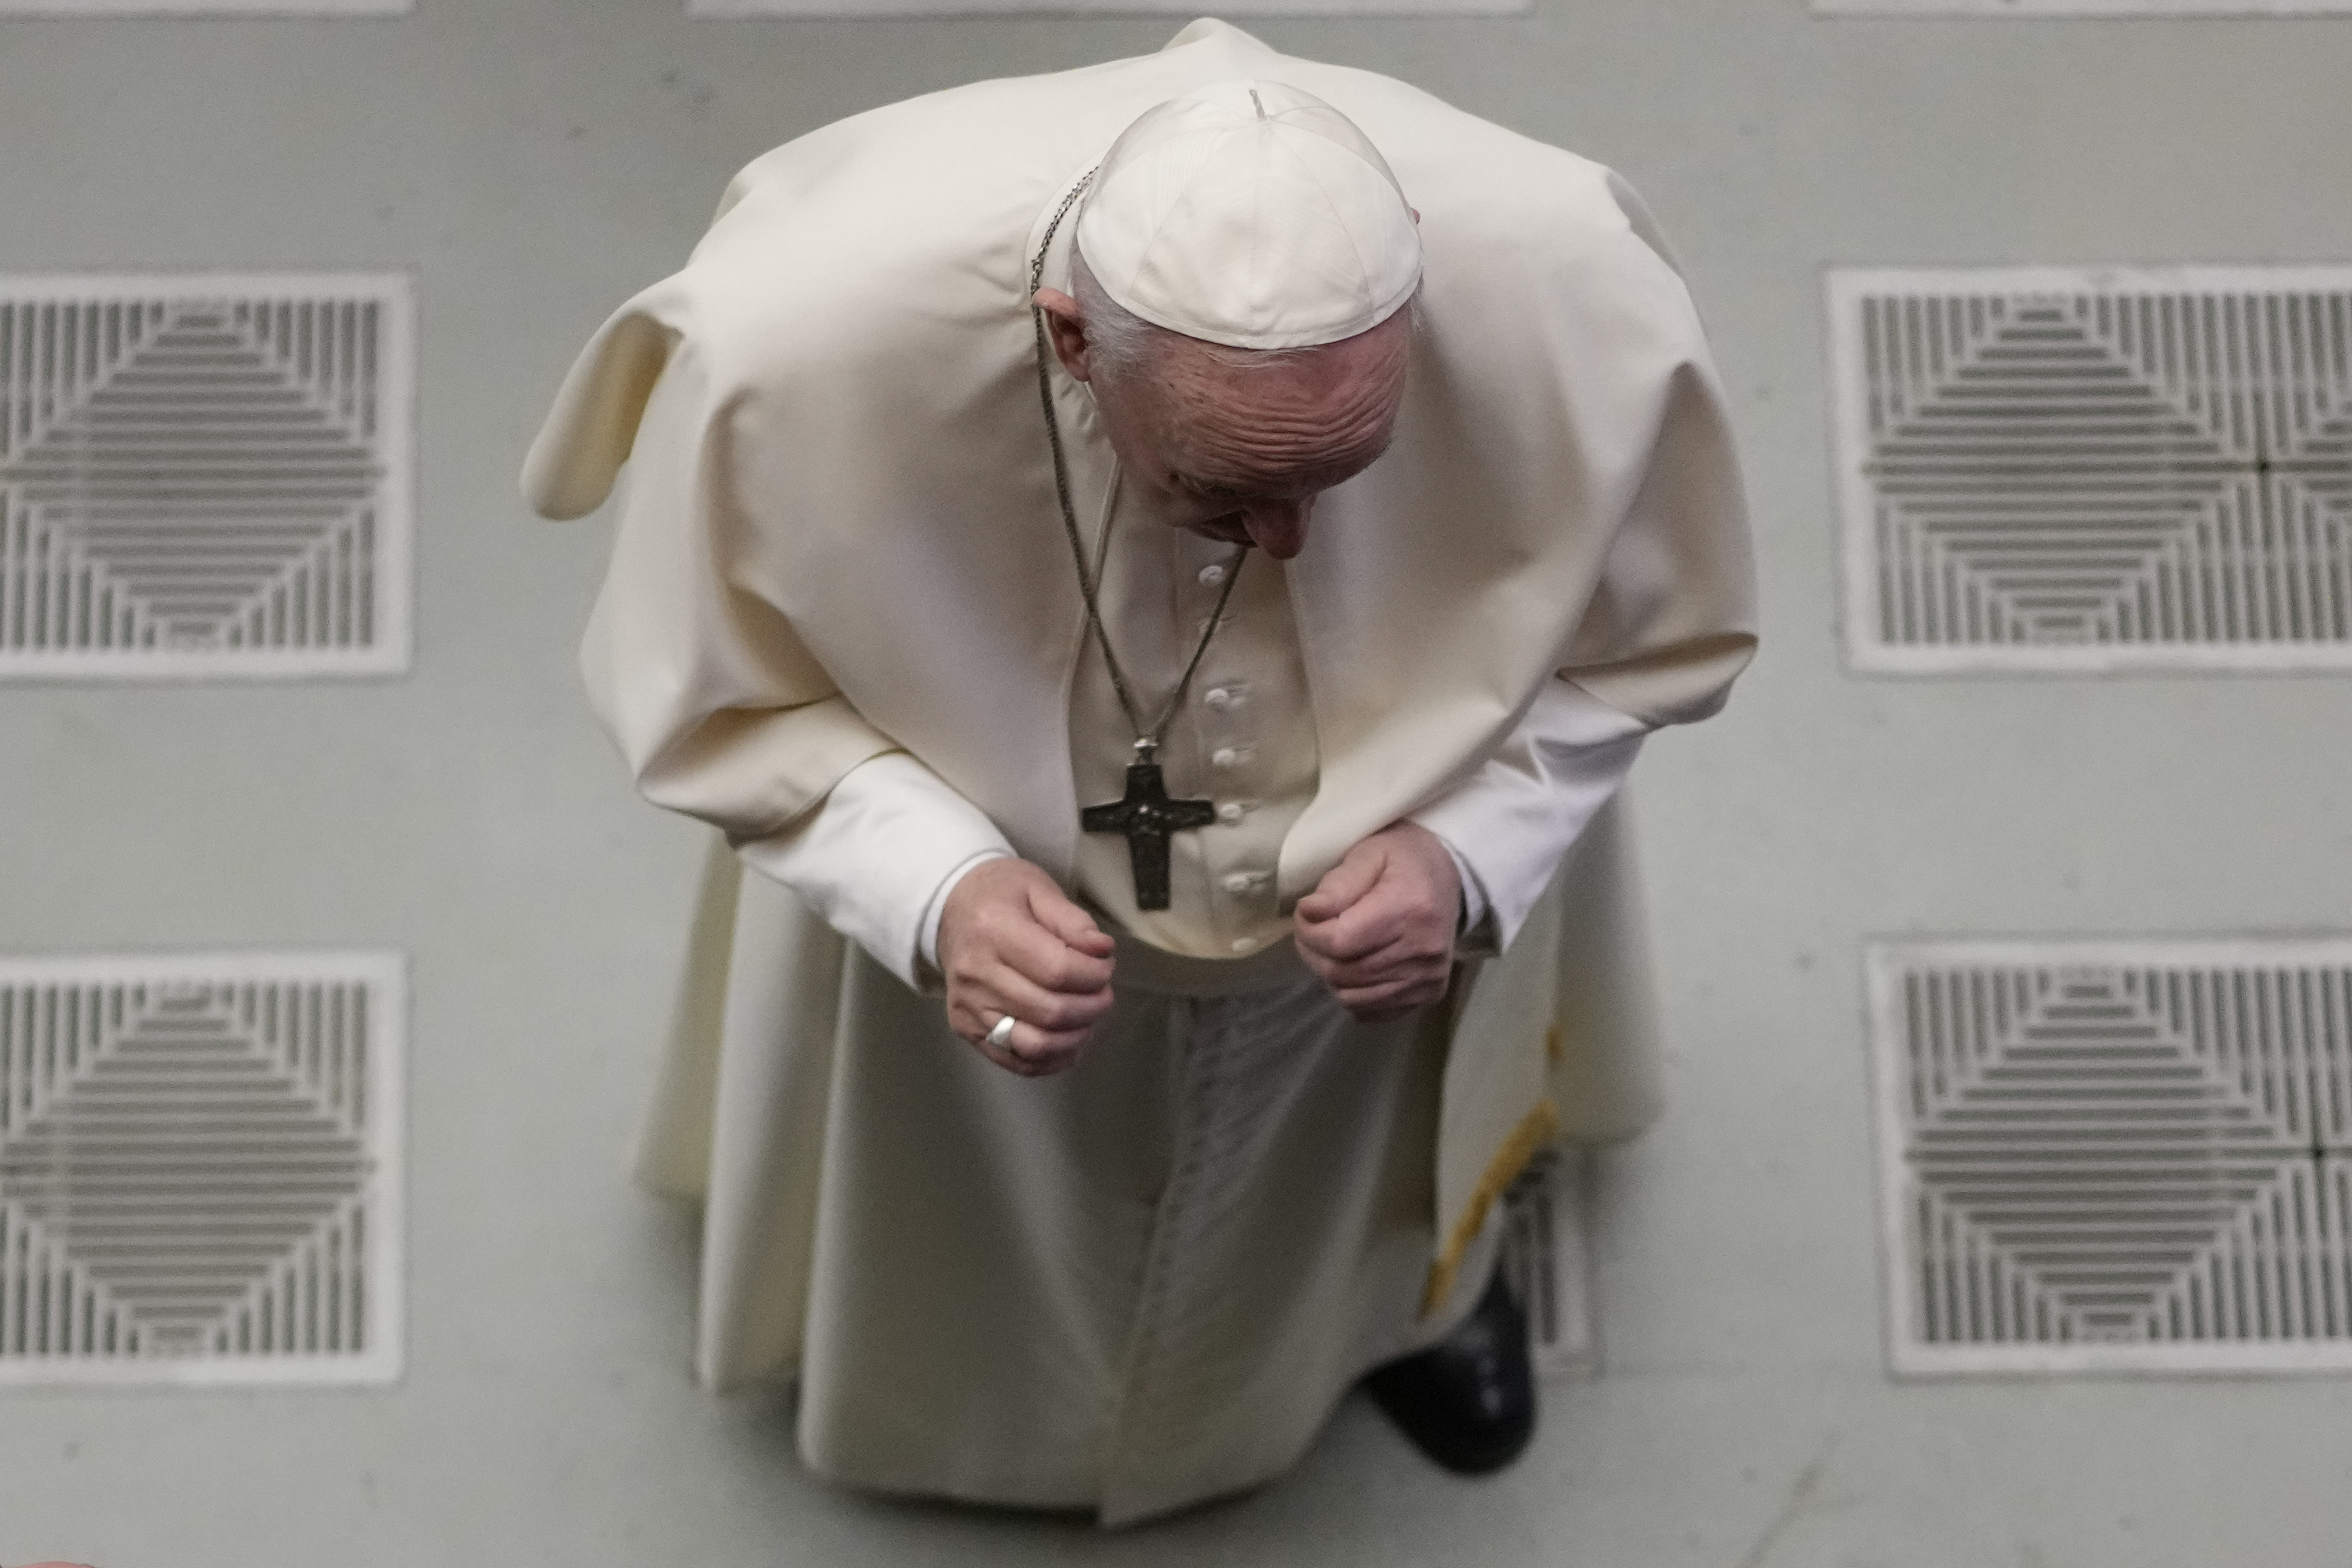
525,21,1754,1527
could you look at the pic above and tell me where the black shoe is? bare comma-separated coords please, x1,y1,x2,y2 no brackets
1362,1269,1535,1475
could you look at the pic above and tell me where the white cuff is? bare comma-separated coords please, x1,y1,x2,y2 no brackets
1438,839,1491,948
735,751,1014,989
916,848,1015,987
1407,679,1648,953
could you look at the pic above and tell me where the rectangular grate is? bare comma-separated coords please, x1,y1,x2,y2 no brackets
0,953,403,1386
0,273,412,679
1829,267,2352,672
1501,1147,1597,1380
1868,939,2352,1375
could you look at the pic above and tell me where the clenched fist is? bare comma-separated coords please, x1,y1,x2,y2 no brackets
938,857,1117,1076
1293,822,1461,1022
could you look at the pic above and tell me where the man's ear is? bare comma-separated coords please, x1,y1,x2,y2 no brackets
1032,287,1093,383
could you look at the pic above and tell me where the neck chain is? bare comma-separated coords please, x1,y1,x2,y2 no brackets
1029,170,1249,767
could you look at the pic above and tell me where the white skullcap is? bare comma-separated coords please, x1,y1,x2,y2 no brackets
1073,79,1421,351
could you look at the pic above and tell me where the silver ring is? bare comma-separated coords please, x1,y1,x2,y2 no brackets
986,1014,1018,1048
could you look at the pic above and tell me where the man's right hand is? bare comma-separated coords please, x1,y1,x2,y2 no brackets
938,857,1117,1076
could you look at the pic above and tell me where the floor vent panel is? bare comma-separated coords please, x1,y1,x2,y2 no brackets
1830,267,2352,672
1870,939,2352,1375
1502,1148,1597,1381
0,953,403,1386
0,274,412,679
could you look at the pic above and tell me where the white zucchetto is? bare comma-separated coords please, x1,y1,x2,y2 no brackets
1074,79,1422,351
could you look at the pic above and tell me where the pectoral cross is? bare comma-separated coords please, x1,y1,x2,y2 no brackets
1081,746,1215,911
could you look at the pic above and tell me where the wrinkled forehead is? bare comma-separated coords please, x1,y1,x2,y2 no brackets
1150,325,1413,498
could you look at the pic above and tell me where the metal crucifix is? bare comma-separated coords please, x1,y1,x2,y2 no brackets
1081,748,1215,911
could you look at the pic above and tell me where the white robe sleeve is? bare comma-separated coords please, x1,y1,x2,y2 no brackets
1407,679,1648,955
736,751,1013,992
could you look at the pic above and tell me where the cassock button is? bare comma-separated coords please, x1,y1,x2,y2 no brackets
1204,686,1242,710
1216,801,1245,824
1198,563,1227,585
1221,871,1261,895
1211,746,1251,769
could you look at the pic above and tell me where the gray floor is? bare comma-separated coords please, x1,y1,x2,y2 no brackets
16,1107,2352,1566
5,1,2352,1563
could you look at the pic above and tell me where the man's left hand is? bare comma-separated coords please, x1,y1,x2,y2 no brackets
1293,822,1461,1023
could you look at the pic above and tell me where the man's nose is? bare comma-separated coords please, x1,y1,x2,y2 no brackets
1241,498,1310,559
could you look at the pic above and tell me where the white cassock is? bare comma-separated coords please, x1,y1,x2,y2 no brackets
524,18,1757,1525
